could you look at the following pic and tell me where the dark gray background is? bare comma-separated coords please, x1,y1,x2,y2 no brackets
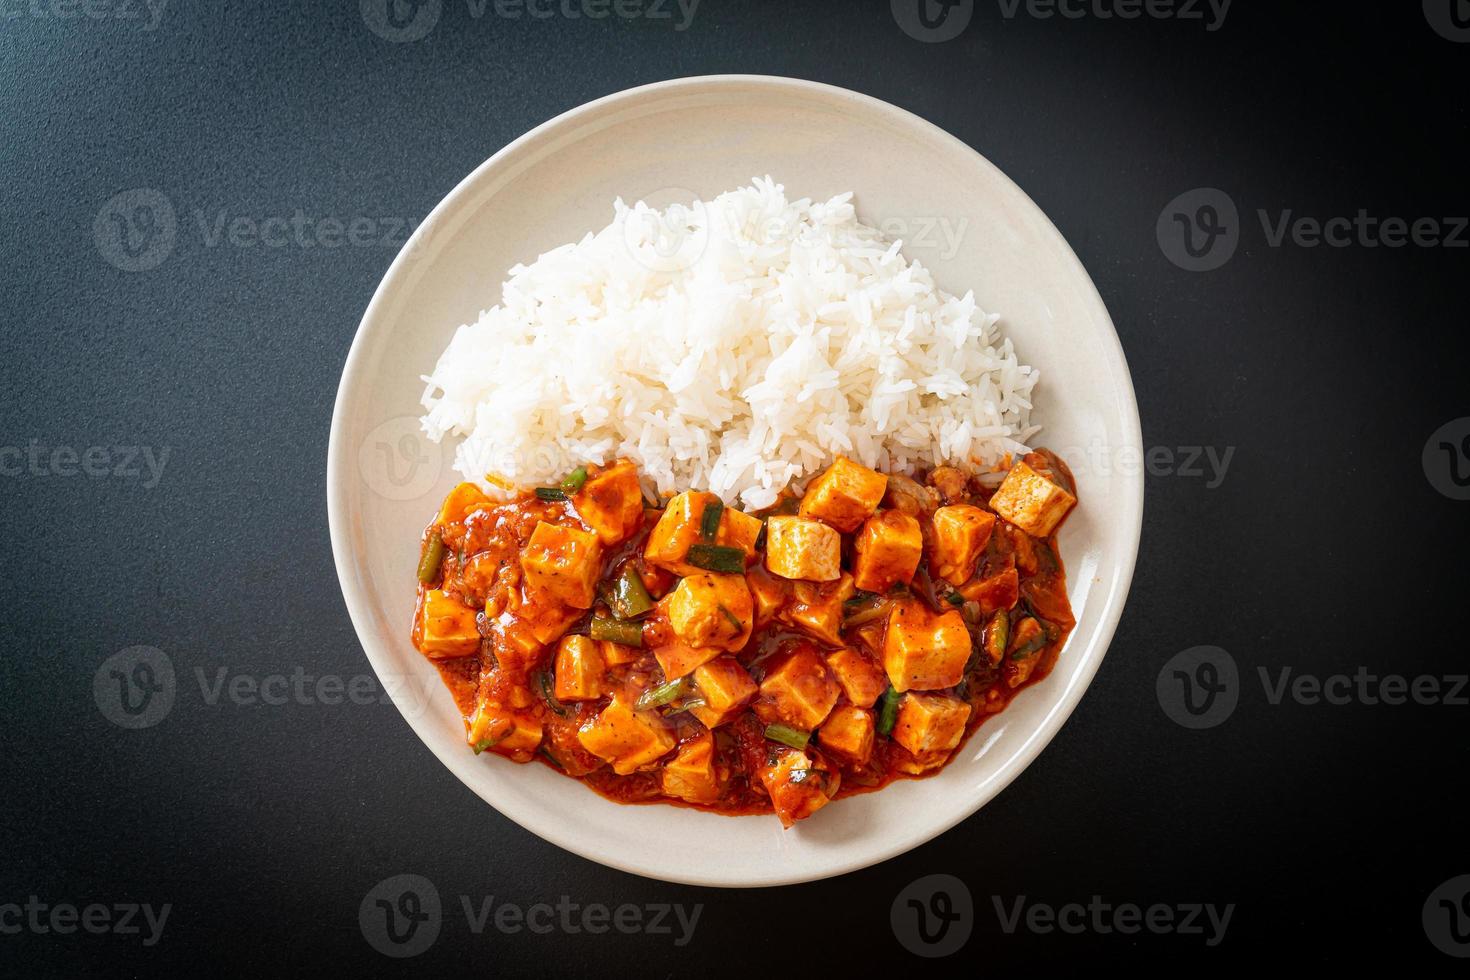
3,0,1467,973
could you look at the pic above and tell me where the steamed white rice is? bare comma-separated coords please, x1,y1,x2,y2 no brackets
419,178,1039,511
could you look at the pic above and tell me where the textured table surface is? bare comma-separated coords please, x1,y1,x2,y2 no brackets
2,1,1467,973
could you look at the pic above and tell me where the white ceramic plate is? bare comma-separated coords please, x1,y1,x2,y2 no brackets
327,75,1143,887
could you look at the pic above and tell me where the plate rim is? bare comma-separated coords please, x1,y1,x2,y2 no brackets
326,73,1145,888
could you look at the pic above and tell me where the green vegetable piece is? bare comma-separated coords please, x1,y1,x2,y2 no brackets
589,614,644,647
764,723,810,750
535,487,569,502
636,677,688,711
685,543,745,574
610,565,655,620
562,466,588,491
877,686,901,736
416,528,446,584
699,498,724,542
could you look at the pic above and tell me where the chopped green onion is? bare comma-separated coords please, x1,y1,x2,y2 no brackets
685,543,745,574
416,528,445,583
589,614,643,647
945,592,965,606
636,677,688,711
765,723,810,750
562,466,588,491
983,609,1010,663
699,498,724,542
719,605,744,632
535,487,568,502
610,565,655,620
538,747,565,770
877,686,901,736
754,519,768,552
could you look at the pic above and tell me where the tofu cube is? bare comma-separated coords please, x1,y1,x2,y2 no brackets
667,572,753,652
573,460,646,546
415,589,481,658
930,504,996,586
882,602,972,692
717,507,764,558
489,611,543,671
825,647,889,708
644,492,762,576
661,733,721,804
754,645,840,730
520,521,603,609
600,638,643,667
553,634,605,701
643,490,712,574
468,704,543,761
851,510,924,593
798,456,888,532
818,705,875,765
522,594,583,646
757,748,839,828
893,692,972,758
651,636,724,681
988,460,1077,537
438,482,491,525
782,573,855,647
745,565,791,627
959,566,1019,614
764,516,841,582
576,696,676,774
688,656,758,728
